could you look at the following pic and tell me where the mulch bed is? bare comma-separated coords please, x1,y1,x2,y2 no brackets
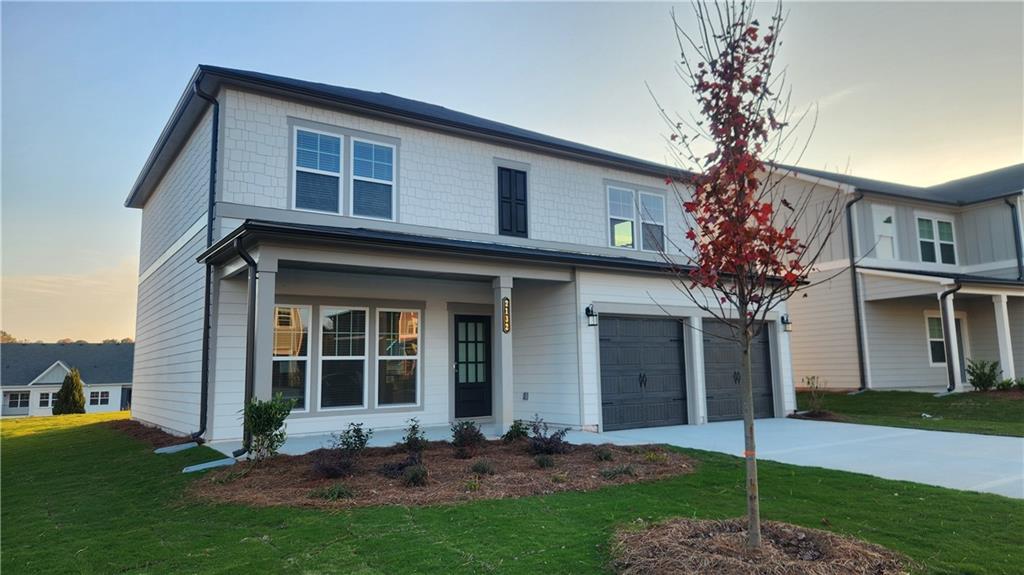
107,419,185,449
984,389,1024,400
610,518,911,575
788,410,846,423
192,440,694,509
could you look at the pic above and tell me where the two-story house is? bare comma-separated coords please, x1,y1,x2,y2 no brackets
785,165,1024,392
125,65,812,445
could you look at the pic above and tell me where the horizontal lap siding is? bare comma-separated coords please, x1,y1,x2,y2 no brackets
864,298,948,389
788,270,859,389
512,280,580,427
210,277,248,441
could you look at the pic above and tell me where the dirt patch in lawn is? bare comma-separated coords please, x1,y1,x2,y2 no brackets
192,440,694,509
788,411,847,423
984,389,1024,400
611,518,911,575
107,419,185,449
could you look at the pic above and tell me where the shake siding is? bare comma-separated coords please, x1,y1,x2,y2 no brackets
788,269,859,389
132,110,213,435
863,297,950,389
511,279,580,427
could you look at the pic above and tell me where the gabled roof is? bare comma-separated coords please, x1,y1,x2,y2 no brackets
782,164,1024,206
1,343,134,387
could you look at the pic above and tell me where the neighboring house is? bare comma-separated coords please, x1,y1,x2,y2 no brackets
782,165,1024,392
0,343,134,416
124,65,834,443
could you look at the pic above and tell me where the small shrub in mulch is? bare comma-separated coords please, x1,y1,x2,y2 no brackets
470,460,495,476
501,419,530,443
106,419,184,448
610,518,911,575
526,415,571,455
600,464,636,480
595,447,614,461
308,483,353,501
534,454,555,469
378,452,423,479
401,464,429,487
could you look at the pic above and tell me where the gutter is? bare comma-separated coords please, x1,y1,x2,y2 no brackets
1006,198,1024,281
233,238,257,459
845,193,869,391
939,282,964,392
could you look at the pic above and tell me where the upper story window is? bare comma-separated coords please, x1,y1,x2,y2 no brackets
608,186,666,252
917,215,956,265
498,167,528,237
351,140,395,220
294,129,342,213
871,204,897,260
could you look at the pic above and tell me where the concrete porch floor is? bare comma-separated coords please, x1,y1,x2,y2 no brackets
208,418,1023,499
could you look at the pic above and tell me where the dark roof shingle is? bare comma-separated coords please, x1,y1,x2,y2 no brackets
1,343,134,387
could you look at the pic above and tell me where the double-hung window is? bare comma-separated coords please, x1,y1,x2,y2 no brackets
8,392,28,408
639,192,666,252
871,204,897,260
294,129,342,213
352,140,395,220
917,216,956,264
608,186,636,248
88,391,109,406
320,307,368,409
272,305,310,411
926,316,946,364
39,392,51,407
377,309,420,406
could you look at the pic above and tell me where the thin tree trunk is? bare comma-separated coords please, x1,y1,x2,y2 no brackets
741,325,762,548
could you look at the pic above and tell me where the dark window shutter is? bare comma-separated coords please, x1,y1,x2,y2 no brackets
498,167,528,237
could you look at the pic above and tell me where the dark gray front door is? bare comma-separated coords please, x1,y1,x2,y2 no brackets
600,316,687,431
454,315,492,418
703,320,774,421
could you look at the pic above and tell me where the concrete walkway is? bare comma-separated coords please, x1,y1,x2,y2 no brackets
566,418,1024,499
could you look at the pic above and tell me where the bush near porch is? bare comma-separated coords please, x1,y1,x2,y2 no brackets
2,412,1022,574
796,389,1024,437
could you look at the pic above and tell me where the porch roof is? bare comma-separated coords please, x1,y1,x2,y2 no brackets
197,219,696,275
859,266,1024,287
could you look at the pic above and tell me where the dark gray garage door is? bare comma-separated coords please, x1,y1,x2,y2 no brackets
600,316,687,431
703,320,774,421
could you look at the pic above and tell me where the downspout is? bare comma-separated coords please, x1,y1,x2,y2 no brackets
939,282,963,392
845,193,868,391
233,238,257,458
1006,197,1024,281
189,77,220,442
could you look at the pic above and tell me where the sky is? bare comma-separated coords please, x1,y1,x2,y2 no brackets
2,1,1022,342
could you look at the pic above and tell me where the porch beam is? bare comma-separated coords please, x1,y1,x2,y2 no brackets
992,294,1016,380
492,275,514,432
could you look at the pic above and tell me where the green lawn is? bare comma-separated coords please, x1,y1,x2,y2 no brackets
797,390,1024,437
2,413,1022,574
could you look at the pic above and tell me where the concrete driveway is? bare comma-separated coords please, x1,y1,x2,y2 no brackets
566,418,1024,498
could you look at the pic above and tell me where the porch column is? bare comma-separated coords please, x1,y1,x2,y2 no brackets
993,294,1016,380
940,291,964,391
493,275,514,432
253,268,277,401
688,316,708,425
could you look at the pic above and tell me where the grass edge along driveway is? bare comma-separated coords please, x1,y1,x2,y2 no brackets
2,412,1022,574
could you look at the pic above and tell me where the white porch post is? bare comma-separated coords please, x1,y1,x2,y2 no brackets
253,268,277,401
493,275,514,432
940,291,964,391
688,316,708,425
993,294,1016,380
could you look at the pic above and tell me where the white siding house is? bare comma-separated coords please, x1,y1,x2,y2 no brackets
1,343,133,416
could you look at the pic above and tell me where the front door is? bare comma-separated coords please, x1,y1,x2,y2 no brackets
454,315,492,418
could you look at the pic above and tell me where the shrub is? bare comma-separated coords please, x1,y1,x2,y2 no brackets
311,451,355,479
378,452,422,479
600,464,636,480
802,375,827,414
401,418,428,453
308,483,353,501
594,447,614,462
643,450,669,464
1015,377,1024,392
402,464,429,487
243,393,295,463
52,368,86,415
534,454,555,469
502,419,530,443
996,378,1015,391
464,478,480,492
451,420,486,450
527,415,571,455
470,459,495,476
551,472,569,484
332,423,373,458
966,359,1001,391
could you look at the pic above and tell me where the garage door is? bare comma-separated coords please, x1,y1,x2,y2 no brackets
600,316,687,431
703,320,774,421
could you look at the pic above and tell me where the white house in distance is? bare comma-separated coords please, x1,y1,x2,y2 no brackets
1,343,134,416
123,65,828,446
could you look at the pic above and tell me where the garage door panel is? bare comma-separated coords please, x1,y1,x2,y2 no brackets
703,319,774,422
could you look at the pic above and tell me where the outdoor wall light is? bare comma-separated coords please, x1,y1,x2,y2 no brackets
585,304,599,327
781,314,793,332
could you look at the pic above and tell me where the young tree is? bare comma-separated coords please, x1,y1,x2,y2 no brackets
654,1,845,548
53,368,86,415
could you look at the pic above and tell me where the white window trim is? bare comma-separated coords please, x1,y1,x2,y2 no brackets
923,310,970,368
638,191,667,253
374,307,421,408
915,212,957,266
607,185,637,250
349,138,397,222
9,392,29,408
273,304,312,413
870,204,898,260
292,126,343,215
99,391,110,405
39,392,50,407
89,391,100,406
318,306,369,412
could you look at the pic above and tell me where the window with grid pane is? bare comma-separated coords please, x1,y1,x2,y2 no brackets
294,129,341,213
640,192,666,252
320,307,367,409
273,305,309,410
608,186,635,248
377,310,419,405
917,216,956,264
352,140,395,220
926,316,946,364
